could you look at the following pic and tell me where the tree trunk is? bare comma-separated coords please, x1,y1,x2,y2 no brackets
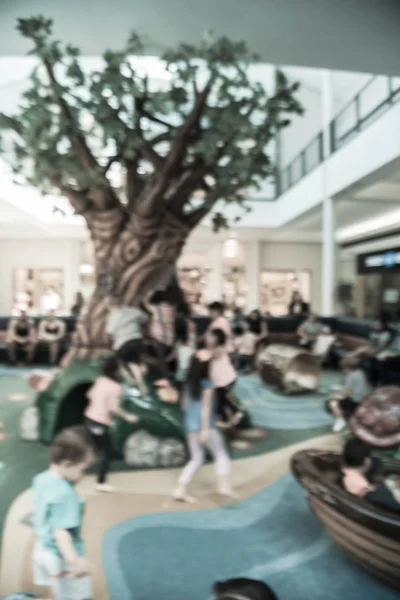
63,207,190,364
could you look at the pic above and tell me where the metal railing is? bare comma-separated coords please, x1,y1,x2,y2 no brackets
279,75,400,195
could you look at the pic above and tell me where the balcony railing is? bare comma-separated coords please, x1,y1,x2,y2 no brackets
279,75,400,195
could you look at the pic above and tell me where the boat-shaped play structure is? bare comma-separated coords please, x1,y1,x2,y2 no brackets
291,449,400,590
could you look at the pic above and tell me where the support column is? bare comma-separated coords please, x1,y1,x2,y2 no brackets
206,242,223,302
245,241,261,312
64,240,81,312
321,70,336,316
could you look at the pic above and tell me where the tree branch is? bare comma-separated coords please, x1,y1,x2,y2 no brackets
0,112,24,136
125,157,145,209
167,160,208,213
138,108,173,129
50,175,91,214
162,82,212,179
141,142,165,170
104,153,121,173
186,201,216,228
135,81,213,217
43,58,99,175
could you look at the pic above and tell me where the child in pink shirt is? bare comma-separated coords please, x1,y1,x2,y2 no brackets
207,328,244,429
207,302,234,353
84,356,140,493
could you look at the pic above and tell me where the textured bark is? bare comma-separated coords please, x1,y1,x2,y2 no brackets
63,206,191,364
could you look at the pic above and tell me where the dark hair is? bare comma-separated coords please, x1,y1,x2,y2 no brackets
101,355,122,381
233,307,243,316
210,327,227,347
208,301,224,314
175,315,189,344
233,325,244,336
340,355,362,371
343,439,371,468
187,355,210,399
150,275,190,316
50,425,94,465
214,578,278,600
249,310,261,322
376,313,389,330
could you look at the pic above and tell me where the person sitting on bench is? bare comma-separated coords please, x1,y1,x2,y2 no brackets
328,355,371,432
297,313,323,351
6,311,37,365
38,311,66,365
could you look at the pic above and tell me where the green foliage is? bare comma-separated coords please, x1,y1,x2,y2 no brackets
1,16,303,227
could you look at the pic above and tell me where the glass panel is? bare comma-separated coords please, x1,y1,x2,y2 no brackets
304,136,321,172
260,270,311,316
335,102,357,142
13,269,64,315
222,266,247,313
359,76,389,121
280,167,291,193
290,155,303,185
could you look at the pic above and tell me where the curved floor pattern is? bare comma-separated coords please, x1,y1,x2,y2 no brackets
103,474,398,600
236,374,335,430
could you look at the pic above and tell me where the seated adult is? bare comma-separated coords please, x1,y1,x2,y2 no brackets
247,309,268,352
327,355,371,432
231,306,246,329
288,291,309,317
37,311,66,365
6,312,37,365
233,322,257,374
214,577,278,600
297,313,323,350
342,439,400,513
347,316,393,385
352,316,392,359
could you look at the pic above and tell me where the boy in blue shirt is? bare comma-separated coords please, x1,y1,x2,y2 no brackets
33,426,95,600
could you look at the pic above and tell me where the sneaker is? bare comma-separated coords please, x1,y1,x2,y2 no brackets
333,418,347,433
96,483,115,493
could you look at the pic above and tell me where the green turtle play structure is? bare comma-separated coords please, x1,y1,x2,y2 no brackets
34,359,187,468
27,359,251,468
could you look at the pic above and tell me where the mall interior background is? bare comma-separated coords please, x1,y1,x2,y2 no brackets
1,59,400,321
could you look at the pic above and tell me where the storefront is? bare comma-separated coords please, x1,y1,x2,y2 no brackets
357,246,400,319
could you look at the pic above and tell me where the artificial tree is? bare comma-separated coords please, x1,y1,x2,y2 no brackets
0,16,303,362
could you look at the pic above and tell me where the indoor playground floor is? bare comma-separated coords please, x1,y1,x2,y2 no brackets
1,367,394,599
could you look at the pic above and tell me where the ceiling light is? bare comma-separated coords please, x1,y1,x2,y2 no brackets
223,236,239,259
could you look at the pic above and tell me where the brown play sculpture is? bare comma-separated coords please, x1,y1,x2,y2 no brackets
257,344,321,394
351,386,400,448
291,449,400,590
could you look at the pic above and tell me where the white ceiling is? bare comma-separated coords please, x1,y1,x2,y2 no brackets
1,0,400,75
286,170,400,242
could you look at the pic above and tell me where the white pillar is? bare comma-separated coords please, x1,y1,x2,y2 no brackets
206,242,223,302
63,240,81,312
246,241,261,312
321,70,336,316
